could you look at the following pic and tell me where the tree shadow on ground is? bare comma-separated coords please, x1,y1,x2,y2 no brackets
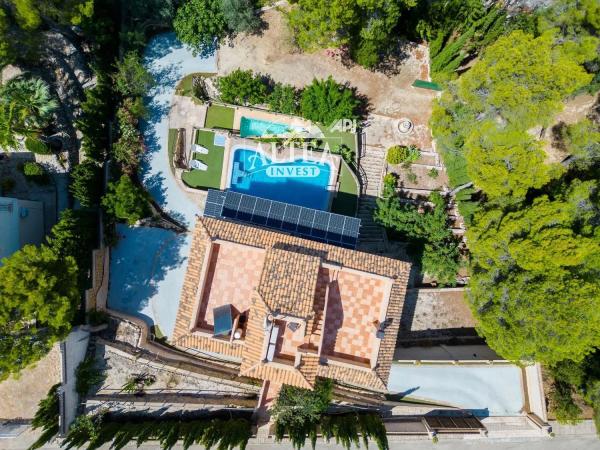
107,225,188,334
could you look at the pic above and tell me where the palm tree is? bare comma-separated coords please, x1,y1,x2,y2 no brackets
0,77,58,150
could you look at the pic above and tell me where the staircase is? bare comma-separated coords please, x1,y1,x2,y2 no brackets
356,147,388,248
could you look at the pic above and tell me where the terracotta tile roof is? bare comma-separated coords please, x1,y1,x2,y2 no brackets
201,216,409,280
175,334,244,359
375,277,409,384
298,354,320,386
172,222,211,342
317,363,387,392
258,248,320,318
240,291,270,373
173,216,412,393
244,363,312,390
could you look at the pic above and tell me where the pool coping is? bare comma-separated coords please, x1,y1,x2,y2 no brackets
224,142,341,211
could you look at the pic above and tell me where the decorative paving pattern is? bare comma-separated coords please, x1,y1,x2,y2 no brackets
321,269,387,362
197,242,265,329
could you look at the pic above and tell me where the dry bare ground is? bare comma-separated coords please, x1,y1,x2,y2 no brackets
542,93,598,164
217,9,436,125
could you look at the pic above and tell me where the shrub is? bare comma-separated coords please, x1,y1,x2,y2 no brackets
122,374,156,394
428,168,439,178
406,171,418,184
300,76,360,126
383,173,397,192
332,144,355,167
386,145,420,165
21,161,50,184
550,382,582,424
75,357,105,397
217,68,267,105
102,175,150,225
70,160,102,207
25,137,52,154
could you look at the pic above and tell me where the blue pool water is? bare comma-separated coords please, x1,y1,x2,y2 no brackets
240,116,291,138
230,148,332,210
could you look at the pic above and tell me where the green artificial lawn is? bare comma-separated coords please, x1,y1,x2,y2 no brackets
205,105,235,130
181,130,225,190
317,125,357,155
331,160,359,216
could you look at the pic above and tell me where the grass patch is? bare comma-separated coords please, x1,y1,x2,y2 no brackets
181,130,225,190
175,72,216,97
331,160,359,216
167,128,178,171
205,105,235,130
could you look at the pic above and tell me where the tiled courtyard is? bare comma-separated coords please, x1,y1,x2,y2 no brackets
196,243,265,329
321,269,388,363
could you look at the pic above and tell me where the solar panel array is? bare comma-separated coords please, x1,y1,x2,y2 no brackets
204,189,361,249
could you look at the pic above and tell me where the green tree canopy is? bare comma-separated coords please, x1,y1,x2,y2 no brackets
0,77,58,150
286,0,416,68
113,52,154,98
102,175,149,225
375,189,461,285
9,0,94,30
458,31,594,129
467,180,600,364
465,122,560,201
0,244,78,381
220,0,261,34
558,119,600,168
268,83,299,115
173,0,226,56
70,160,102,207
300,76,360,126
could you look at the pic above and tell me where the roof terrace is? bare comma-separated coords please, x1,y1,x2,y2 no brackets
173,216,410,392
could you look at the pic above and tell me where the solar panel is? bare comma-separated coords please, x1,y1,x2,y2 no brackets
202,189,361,249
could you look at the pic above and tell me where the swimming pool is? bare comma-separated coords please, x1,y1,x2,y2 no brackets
239,116,291,138
229,148,333,210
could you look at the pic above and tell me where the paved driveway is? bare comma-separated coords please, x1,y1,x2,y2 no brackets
107,34,216,339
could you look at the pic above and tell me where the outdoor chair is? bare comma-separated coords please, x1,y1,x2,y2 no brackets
192,143,209,154
189,159,208,171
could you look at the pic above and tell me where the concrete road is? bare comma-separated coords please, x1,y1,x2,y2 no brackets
5,429,600,450
245,437,600,450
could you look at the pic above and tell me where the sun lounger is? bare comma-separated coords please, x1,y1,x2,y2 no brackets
192,143,209,154
189,159,207,171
